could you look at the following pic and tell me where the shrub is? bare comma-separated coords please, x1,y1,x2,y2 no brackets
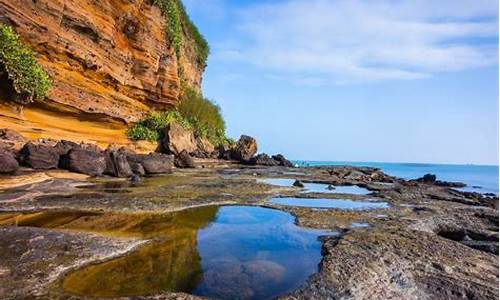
0,23,51,104
152,0,210,68
127,111,191,142
127,87,230,146
178,86,226,145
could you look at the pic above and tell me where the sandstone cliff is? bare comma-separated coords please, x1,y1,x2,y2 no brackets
0,0,204,147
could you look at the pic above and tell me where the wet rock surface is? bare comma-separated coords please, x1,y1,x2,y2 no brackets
0,164,497,299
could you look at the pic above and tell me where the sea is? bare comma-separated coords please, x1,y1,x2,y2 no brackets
293,161,499,196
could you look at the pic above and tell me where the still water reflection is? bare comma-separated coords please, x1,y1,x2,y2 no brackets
1,206,329,299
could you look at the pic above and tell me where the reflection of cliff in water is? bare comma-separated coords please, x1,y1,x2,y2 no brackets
0,206,219,297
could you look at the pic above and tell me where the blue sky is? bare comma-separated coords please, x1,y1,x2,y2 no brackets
183,0,499,165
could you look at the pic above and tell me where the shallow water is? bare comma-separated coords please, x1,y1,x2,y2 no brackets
270,197,389,210
2,206,329,299
293,161,499,195
259,178,370,195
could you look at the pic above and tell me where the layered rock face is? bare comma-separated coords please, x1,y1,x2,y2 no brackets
0,0,203,145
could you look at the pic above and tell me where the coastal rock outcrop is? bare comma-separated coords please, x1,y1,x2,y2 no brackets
413,174,466,188
18,142,59,169
127,153,174,175
250,153,294,167
105,151,133,178
60,149,107,176
0,149,18,173
0,0,204,145
272,154,294,167
250,154,279,166
231,135,257,163
174,150,196,169
162,122,197,156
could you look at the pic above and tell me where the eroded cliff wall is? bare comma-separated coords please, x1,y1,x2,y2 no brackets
0,0,203,146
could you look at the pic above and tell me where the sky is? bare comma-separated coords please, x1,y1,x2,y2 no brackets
183,0,499,165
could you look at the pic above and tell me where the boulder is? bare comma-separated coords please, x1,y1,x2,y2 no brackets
18,142,59,169
0,128,26,142
250,154,279,166
0,150,19,174
129,162,146,176
0,128,26,154
293,180,305,188
196,137,215,156
231,135,257,162
54,140,80,156
60,149,107,176
272,154,294,167
174,150,196,168
217,144,233,160
104,151,133,178
127,153,174,175
162,122,197,155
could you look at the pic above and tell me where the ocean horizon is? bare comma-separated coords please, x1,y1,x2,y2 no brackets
293,160,499,195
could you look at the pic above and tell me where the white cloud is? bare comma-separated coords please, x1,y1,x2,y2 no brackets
217,0,498,84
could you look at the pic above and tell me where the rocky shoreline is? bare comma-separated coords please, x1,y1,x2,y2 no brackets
0,148,498,299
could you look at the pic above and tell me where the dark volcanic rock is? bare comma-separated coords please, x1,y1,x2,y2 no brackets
0,150,19,173
174,150,196,169
415,173,465,187
293,180,305,188
60,149,107,176
250,154,279,166
127,153,174,174
231,135,257,162
419,173,437,183
18,142,59,169
105,151,133,178
272,154,294,167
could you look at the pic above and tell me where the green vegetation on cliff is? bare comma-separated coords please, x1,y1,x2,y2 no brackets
128,87,230,147
0,23,51,104
153,0,210,68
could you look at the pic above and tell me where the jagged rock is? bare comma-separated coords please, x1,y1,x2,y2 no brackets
60,149,107,176
0,150,19,174
162,122,197,155
127,153,174,175
174,150,196,168
293,180,305,188
250,154,279,166
105,151,133,178
272,154,294,167
18,142,59,169
231,135,257,162
196,137,215,156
